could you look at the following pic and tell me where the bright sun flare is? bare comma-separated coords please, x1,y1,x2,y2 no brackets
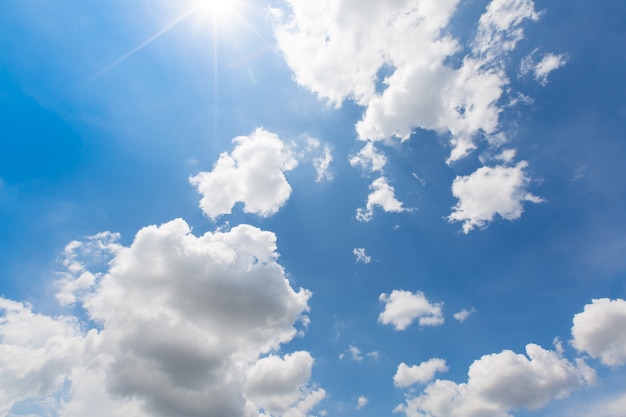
200,0,240,20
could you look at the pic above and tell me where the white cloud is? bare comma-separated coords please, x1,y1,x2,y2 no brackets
356,177,408,222
306,138,334,182
571,298,626,366
356,395,368,410
448,161,543,233
379,290,444,331
349,142,387,173
244,351,325,417
521,51,568,85
453,308,476,322
275,0,542,163
189,128,298,219
353,248,371,264
2,219,321,417
396,344,595,417
394,358,448,388
0,298,84,416
348,344,363,362
314,145,333,182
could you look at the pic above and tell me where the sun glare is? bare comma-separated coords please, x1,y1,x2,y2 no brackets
200,0,240,21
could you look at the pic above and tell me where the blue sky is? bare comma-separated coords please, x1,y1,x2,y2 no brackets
1,1,626,416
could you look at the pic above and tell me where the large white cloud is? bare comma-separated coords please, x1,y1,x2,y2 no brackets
396,344,595,417
448,161,543,233
571,298,626,366
189,128,298,220
379,290,444,330
274,0,544,163
2,219,323,417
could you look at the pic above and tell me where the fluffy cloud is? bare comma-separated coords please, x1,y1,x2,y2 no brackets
521,51,568,85
396,344,595,417
244,351,325,417
2,219,322,417
379,290,444,330
353,248,371,264
448,161,543,233
275,0,542,162
394,358,448,388
571,298,626,366
0,298,84,416
356,177,408,222
189,128,298,219
306,138,334,183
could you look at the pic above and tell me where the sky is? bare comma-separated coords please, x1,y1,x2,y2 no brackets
1,0,626,416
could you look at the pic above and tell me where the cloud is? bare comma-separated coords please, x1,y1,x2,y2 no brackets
189,128,298,220
453,308,476,322
353,248,371,264
378,290,444,331
2,219,321,417
396,344,595,417
306,138,334,182
349,142,387,173
244,351,326,417
275,0,542,163
356,395,368,410
521,51,568,85
571,298,626,366
448,161,543,233
356,177,408,222
0,298,84,416
394,358,448,388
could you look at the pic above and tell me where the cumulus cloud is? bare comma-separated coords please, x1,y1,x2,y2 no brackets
394,358,448,388
396,344,595,417
189,128,298,219
1,219,322,417
571,298,626,366
453,308,476,322
448,161,543,233
379,290,444,330
521,51,568,85
275,0,542,163
353,248,371,264
356,177,408,222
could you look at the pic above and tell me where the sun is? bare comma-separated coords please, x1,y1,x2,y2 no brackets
199,0,241,22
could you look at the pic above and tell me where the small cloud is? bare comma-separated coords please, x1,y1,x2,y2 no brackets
349,344,363,362
379,290,444,330
356,177,409,222
448,161,543,233
394,358,448,388
353,248,372,264
453,308,476,323
366,351,379,360
356,395,368,410
350,142,387,173
520,51,568,86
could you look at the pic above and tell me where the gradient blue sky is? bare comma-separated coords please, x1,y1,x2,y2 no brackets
1,1,626,417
